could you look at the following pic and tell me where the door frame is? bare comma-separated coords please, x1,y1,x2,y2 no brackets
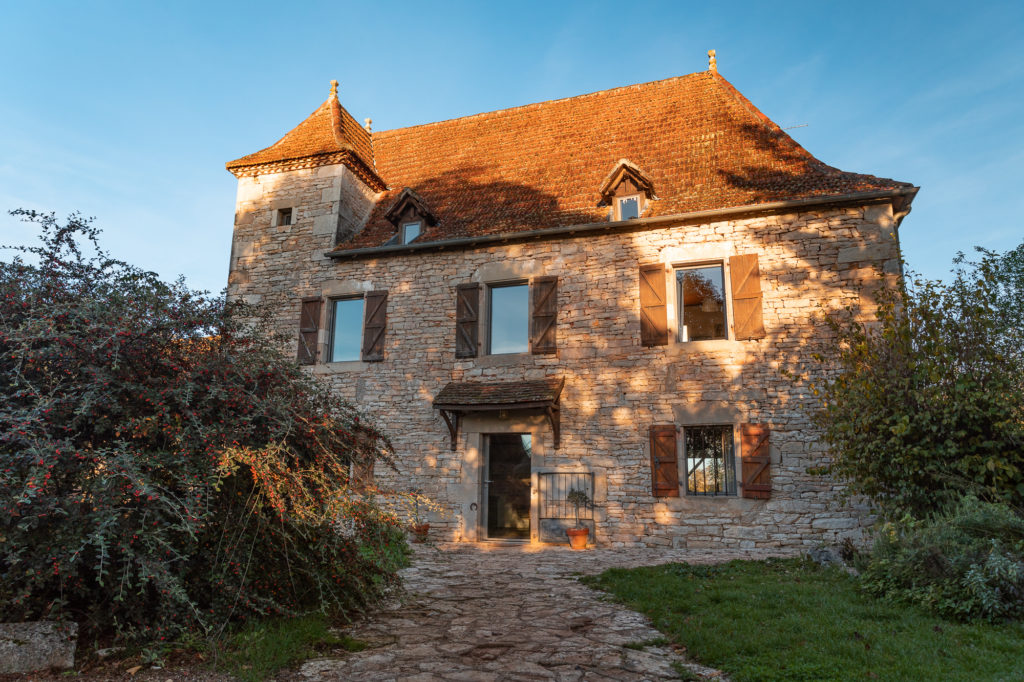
482,432,533,541
456,412,546,543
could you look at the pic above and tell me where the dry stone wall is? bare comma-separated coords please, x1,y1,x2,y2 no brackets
228,164,900,549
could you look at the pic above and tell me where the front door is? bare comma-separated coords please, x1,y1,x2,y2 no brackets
484,434,532,539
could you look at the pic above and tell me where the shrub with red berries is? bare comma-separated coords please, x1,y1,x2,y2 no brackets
0,211,406,642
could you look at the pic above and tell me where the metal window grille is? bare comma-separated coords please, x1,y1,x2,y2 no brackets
685,425,736,496
539,472,594,520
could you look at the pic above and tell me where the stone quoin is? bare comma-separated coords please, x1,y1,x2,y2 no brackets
225,54,917,548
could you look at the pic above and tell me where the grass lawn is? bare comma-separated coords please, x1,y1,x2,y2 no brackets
581,558,1024,681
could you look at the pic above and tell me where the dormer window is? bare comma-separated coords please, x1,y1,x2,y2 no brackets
617,195,641,221
598,159,656,222
401,221,422,244
384,188,438,246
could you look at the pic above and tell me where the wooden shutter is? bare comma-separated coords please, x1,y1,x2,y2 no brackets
730,254,765,340
455,283,480,358
350,459,374,492
639,264,669,346
531,276,558,355
649,425,680,497
361,290,387,362
740,423,771,499
297,298,322,365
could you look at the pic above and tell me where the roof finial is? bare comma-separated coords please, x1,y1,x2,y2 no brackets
708,49,717,73
364,117,372,132
329,79,339,99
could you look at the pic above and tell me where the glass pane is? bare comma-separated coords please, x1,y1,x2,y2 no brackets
618,196,640,220
488,284,528,354
486,434,532,539
677,265,727,341
685,426,736,496
402,221,421,243
330,298,363,362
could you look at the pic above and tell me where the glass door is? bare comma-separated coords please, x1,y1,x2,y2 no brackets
484,434,532,539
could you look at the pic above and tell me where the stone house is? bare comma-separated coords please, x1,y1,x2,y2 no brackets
225,54,917,548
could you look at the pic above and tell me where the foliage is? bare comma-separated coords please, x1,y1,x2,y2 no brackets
583,557,1024,681
0,211,407,642
216,614,365,682
566,487,591,528
862,496,1024,622
814,242,1024,518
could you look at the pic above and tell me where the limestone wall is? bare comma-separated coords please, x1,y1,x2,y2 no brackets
228,164,901,549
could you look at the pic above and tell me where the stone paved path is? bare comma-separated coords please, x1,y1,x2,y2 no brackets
294,542,798,681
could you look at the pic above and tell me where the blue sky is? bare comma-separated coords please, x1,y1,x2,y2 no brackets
1,1,1021,292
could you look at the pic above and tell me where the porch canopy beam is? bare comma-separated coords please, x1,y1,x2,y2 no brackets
432,377,565,451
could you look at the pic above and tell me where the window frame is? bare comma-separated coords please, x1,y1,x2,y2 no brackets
327,295,365,363
485,279,530,356
682,424,738,497
401,220,422,244
275,207,293,227
615,194,643,221
671,259,733,344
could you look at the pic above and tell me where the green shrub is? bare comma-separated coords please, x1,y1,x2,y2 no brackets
814,243,1024,518
0,211,407,642
862,496,1024,621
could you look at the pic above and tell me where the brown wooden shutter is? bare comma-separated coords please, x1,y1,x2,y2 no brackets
531,276,558,355
297,298,322,365
740,423,771,499
639,264,669,346
361,290,387,362
350,459,374,492
455,283,480,358
649,425,680,497
730,254,766,340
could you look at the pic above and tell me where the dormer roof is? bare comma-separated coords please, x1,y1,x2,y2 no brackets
598,160,656,205
384,187,438,228
226,81,386,191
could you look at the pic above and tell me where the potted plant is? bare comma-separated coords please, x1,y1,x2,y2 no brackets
565,487,591,550
410,491,430,543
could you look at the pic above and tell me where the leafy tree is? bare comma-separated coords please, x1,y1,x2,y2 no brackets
0,211,406,642
815,242,1024,518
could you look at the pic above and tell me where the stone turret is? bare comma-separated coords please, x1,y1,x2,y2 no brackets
225,80,385,301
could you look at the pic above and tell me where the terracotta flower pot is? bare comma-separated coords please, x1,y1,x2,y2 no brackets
411,523,430,543
566,527,589,550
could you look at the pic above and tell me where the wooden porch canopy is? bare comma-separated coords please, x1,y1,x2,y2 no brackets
433,377,565,451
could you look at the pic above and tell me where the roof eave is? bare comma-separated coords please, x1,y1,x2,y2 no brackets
327,187,919,260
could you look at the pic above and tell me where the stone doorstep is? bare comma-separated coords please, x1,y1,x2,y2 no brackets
0,621,78,674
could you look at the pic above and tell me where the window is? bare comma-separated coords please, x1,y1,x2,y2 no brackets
277,208,293,226
487,282,529,354
329,298,364,362
684,425,736,496
617,195,641,220
676,264,727,342
401,221,421,244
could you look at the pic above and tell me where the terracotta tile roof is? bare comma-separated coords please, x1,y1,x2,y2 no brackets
227,71,914,250
226,82,384,189
433,377,565,408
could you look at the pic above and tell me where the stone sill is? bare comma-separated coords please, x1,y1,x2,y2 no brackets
474,352,534,368
666,339,747,355
655,495,767,512
311,360,368,374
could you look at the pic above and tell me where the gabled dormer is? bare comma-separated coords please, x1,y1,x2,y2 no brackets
598,160,656,221
383,188,438,245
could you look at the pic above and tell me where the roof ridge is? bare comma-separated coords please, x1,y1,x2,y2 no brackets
375,71,710,137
